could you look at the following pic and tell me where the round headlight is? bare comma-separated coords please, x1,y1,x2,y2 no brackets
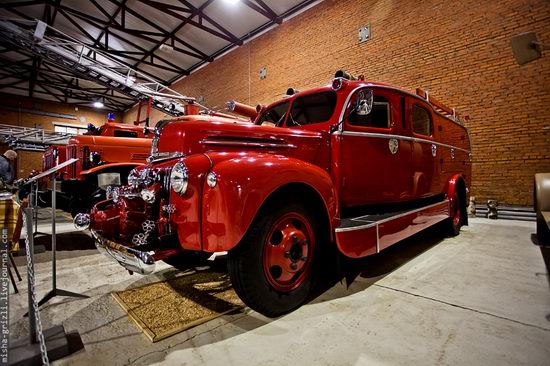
73,213,90,231
89,151,101,165
128,168,141,188
170,162,188,195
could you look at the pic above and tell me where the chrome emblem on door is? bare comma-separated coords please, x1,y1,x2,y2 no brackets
431,144,437,157
388,138,399,154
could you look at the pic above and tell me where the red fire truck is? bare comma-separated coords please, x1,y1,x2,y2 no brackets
57,122,153,215
80,71,472,317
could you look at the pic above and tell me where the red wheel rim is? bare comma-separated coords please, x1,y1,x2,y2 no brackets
452,193,461,226
262,212,314,292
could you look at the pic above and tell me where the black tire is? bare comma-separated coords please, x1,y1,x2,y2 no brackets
228,201,323,318
448,191,463,236
163,251,211,271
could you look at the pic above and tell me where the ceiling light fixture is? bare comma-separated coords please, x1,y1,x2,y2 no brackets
224,0,240,4
93,101,104,108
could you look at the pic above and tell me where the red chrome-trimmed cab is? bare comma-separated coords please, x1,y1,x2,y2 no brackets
86,71,472,317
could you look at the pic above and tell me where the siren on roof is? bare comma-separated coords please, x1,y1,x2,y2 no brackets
286,88,299,96
334,70,356,80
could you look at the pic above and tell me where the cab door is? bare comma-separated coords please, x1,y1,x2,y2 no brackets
340,87,413,207
407,100,440,198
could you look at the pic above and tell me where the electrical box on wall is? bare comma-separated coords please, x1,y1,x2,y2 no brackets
259,67,267,80
359,24,370,43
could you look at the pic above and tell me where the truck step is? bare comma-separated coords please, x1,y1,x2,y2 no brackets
335,200,450,258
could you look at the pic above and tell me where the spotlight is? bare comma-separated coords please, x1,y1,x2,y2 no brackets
93,101,104,108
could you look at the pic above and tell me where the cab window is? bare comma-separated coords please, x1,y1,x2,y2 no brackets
348,93,390,129
114,130,138,138
412,104,431,136
257,101,290,126
288,91,337,126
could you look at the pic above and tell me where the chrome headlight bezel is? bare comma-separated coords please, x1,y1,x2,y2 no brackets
170,161,188,195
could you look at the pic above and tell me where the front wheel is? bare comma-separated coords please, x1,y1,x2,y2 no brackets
228,202,321,317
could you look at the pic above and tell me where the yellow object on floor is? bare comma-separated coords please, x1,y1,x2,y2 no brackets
112,269,244,342
0,195,19,252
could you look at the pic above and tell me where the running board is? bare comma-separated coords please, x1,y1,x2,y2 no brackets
335,200,450,258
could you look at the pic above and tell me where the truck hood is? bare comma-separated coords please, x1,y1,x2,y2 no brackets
155,116,330,168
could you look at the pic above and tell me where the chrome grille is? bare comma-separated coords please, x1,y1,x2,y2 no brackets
66,145,77,178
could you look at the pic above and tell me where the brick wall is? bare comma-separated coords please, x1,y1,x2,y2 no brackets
123,0,549,206
1,94,123,179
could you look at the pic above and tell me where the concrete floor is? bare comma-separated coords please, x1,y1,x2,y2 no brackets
7,213,550,366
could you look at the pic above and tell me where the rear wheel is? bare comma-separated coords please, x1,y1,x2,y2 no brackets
228,201,321,317
448,191,463,236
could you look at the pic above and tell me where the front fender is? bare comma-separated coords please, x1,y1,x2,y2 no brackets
202,153,338,252
80,162,145,176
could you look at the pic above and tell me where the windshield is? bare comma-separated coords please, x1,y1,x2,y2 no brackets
257,101,289,126
288,91,337,127
257,91,337,128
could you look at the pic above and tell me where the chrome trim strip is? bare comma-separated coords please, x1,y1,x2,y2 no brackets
376,224,380,253
147,151,184,163
335,200,450,233
334,84,468,134
376,200,449,225
340,131,471,153
200,138,296,149
335,221,377,233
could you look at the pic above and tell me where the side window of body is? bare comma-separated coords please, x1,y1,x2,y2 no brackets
348,89,391,130
412,104,432,136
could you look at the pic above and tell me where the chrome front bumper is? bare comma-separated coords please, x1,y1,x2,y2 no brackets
90,230,156,275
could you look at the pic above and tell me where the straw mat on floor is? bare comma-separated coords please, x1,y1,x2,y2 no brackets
112,269,243,342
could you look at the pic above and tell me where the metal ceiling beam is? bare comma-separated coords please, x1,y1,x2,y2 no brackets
43,0,189,77
0,79,27,89
106,0,210,62
0,1,44,8
1,0,322,103
141,0,242,46
132,0,217,72
254,0,281,22
241,0,281,24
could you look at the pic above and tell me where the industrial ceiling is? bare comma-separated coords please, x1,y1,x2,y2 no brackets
0,0,320,111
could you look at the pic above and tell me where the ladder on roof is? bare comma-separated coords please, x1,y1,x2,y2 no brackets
0,19,199,119
0,123,73,151
415,88,469,123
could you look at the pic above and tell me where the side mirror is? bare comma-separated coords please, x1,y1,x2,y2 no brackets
356,89,373,116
